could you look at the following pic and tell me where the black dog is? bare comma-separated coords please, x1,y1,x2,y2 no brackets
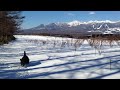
20,51,30,67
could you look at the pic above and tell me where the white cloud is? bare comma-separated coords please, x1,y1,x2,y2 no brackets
89,12,95,15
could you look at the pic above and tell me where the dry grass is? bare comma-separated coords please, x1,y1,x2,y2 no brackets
25,34,120,54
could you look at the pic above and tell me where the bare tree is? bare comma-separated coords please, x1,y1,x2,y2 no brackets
0,11,24,44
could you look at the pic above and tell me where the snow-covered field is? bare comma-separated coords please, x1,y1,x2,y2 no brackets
1,35,120,79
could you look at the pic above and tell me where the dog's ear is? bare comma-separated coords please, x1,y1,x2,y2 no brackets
24,51,26,56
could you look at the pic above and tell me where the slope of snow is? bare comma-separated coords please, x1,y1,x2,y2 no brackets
0,35,120,79
103,31,113,34
87,20,117,24
67,20,81,27
67,20,117,25
66,20,112,26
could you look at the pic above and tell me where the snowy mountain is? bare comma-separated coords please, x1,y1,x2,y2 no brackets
20,20,120,35
67,20,81,27
87,20,117,24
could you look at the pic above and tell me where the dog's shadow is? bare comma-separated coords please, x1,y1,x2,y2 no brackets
28,60,41,67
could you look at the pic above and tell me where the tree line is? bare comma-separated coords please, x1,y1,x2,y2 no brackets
0,11,24,44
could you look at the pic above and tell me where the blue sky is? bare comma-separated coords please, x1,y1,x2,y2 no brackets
21,11,120,29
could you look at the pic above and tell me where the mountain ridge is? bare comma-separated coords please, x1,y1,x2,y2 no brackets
19,20,120,35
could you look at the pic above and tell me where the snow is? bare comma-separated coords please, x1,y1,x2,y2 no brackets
67,20,81,27
66,20,118,27
66,20,115,27
67,20,118,26
87,20,117,24
103,31,114,34
1,35,120,79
